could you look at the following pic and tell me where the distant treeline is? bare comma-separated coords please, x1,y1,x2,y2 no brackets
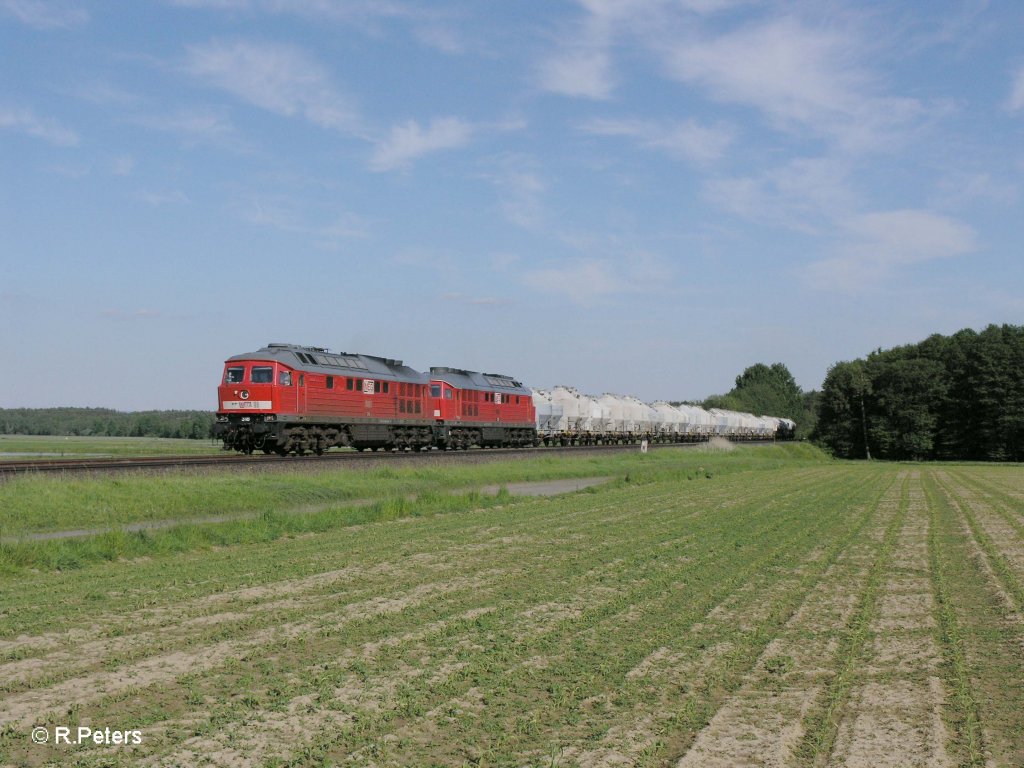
0,408,215,440
815,324,1024,461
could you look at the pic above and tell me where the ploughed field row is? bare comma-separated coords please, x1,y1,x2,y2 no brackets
1,460,1022,766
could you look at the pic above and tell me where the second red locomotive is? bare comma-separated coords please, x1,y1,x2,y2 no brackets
215,343,536,454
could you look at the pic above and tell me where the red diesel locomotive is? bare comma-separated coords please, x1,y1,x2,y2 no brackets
215,343,536,454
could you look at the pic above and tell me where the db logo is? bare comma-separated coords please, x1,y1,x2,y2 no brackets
240,390,250,400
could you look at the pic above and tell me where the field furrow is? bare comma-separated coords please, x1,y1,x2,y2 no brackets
927,470,1024,767
824,471,954,768
671,471,903,768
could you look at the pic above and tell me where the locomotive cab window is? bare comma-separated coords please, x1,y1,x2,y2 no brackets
251,367,273,384
225,367,245,384
430,385,441,398
278,371,292,386
445,389,453,400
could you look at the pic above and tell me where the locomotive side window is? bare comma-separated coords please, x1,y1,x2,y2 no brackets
326,376,334,389
225,367,245,384
445,389,453,400
278,371,292,386
346,378,353,390
251,367,273,383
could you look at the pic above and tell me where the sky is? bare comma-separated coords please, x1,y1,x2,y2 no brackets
2,0,1023,411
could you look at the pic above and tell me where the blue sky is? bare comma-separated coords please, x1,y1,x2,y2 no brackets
2,0,1022,411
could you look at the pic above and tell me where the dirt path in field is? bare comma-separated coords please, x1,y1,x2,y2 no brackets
826,472,953,768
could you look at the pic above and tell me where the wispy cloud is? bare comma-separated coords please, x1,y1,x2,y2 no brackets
369,116,473,171
705,156,855,233
0,107,79,146
170,0,466,54
1008,65,1024,111
524,252,672,306
481,155,547,230
581,117,734,164
662,16,926,151
539,47,614,100
134,107,240,146
805,209,977,291
112,155,135,176
184,39,359,132
98,308,164,321
536,3,615,99
441,293,510,307
236,194,372,249
1,0,87,28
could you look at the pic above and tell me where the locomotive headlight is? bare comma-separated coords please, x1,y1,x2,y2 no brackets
217,415,228,422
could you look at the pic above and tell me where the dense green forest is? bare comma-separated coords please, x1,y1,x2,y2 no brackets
815,324,1024,461
698,362,819,438
0,408,215,440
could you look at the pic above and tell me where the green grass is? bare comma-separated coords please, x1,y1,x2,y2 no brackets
0,434,222,459
0,443,830,573
2,450,1019,767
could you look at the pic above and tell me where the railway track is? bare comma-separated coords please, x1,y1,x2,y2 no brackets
0,440,777,479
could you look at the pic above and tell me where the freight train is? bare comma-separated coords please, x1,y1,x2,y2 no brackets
214,343,796,455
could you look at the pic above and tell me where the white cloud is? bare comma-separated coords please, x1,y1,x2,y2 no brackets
536,0,624,99
539,48,614,100
705,157,855,233
806,209,977,290
1008,65,1024,111
135,107,240,146
369,117,473,171
112,155,135,176
582,117,733,164
1,0,87,28
479,155,548,230
236,194,371,249
524,252,672,306
663,16,924,151
441,293,510,307
524,259,621,305
0,107,78,146
184,39,359,132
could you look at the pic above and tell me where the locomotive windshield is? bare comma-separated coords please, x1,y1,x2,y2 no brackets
251,366,274,383
430,385,441,397
225,367,244,384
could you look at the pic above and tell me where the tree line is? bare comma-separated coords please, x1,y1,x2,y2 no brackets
0,408,215,440
815,324,1024,461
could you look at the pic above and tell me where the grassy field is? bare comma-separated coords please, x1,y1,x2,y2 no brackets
0,435,223,459
1,446,1022,767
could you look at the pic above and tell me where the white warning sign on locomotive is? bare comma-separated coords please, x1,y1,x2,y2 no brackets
222,400,273,410
494,393,502,404
362,379,375,395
